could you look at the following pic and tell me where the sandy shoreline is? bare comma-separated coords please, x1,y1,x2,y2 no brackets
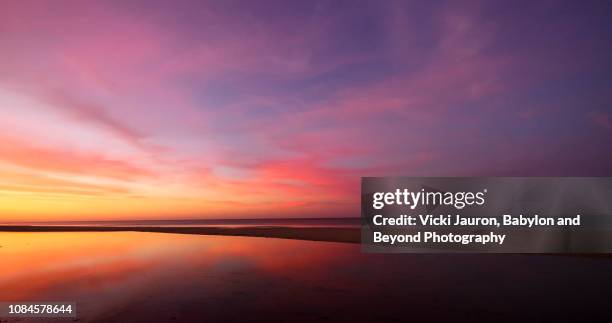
0,225,361,244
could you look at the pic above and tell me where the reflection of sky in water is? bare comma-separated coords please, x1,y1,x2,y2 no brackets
1,232,612,322
0,232,362,321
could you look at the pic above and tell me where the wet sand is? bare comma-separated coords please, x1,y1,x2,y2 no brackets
1,231,612,322
0,225,360,243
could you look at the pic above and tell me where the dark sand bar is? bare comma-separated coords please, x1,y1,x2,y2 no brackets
0,225,360,244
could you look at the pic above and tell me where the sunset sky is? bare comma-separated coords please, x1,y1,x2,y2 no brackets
1,0,611,221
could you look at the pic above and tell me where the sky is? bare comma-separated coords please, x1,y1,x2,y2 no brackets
1,0,611,221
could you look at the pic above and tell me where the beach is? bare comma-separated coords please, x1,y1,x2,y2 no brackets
0,225,360,244
1,229,612,322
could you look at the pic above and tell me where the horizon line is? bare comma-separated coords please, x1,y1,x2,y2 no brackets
0,216,361,225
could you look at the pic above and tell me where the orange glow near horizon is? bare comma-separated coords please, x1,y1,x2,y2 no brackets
0,86,356,221
0,86,358,221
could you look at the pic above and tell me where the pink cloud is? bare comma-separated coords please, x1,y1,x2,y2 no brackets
0,134,155,181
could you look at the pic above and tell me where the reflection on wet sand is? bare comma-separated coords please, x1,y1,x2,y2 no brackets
1,232,611,322
1,232,359,322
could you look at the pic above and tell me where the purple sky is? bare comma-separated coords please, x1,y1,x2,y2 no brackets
1,0,611,220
